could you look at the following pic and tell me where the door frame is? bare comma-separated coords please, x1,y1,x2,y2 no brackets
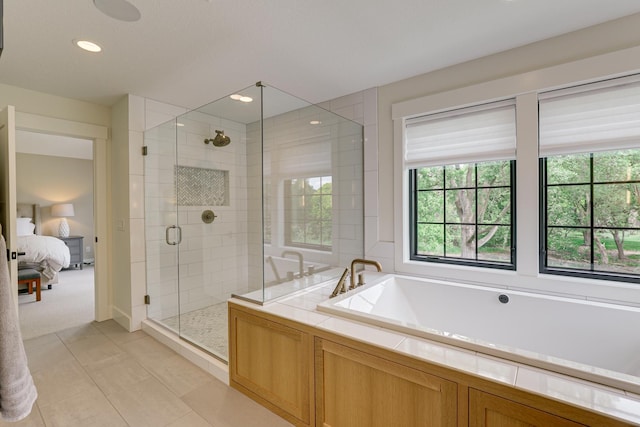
16,112,110,321
1,106,18,310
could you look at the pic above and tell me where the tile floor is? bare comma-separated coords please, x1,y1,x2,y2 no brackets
2,320,293,427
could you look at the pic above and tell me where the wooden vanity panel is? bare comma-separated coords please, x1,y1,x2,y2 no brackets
229,302,636,427
229,306,312,426
469,389,585,427
316,338,457,427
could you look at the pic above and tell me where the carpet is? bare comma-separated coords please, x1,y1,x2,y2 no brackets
18,266,95,340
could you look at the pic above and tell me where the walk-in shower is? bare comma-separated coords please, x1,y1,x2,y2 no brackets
143,83,364,361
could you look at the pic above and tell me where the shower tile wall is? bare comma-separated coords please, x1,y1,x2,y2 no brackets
145,110,249,320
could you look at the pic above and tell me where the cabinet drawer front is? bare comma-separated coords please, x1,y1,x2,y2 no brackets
67,246,81,255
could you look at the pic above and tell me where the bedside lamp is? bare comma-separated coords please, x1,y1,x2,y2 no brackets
51,203,75,237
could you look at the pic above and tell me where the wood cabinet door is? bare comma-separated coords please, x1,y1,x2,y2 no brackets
229,307,311,426
316,339,457,427
469,389,585,427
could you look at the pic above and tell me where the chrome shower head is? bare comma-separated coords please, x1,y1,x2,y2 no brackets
204,130,231,147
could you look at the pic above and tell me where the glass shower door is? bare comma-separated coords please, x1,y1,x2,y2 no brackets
172,85,264,360
144,118,180,336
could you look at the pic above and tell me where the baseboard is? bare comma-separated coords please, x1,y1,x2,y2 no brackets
111,306,132,332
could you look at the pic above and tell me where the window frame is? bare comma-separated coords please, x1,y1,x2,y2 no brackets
409,161,517,270
539,155,640,284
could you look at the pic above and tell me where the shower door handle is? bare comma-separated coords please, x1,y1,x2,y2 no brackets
165,225,182,245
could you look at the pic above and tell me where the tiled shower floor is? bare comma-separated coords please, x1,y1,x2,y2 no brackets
162,302,228,360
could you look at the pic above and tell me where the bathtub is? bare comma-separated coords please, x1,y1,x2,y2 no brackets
316,274,640,393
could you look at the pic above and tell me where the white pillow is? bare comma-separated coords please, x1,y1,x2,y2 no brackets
17,218,35,236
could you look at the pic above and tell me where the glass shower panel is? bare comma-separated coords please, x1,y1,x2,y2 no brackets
241,85,364,303
174,84,263,360
144,118,179,333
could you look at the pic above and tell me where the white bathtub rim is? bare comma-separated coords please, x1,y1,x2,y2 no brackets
316,273,640,395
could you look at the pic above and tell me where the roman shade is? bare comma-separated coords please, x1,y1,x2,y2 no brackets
539,74,640,157
277,138,331,176
404,100,516,169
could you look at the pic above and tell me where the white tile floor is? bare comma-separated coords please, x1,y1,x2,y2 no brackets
2,320,293,427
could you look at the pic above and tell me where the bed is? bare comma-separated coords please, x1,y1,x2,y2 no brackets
16,203,70,287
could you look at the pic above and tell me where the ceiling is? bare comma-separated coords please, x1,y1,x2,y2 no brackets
2,0,640,110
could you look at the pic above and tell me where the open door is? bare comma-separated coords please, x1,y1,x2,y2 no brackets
0,105,18,309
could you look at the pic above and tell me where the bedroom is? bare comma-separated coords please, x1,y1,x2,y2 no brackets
15,129,96,339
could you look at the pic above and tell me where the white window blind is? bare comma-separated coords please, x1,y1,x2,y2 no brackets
404,100,516,169
277,139,331,176
539,75,640,157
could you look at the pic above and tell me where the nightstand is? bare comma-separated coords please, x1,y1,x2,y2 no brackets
58,235,84,270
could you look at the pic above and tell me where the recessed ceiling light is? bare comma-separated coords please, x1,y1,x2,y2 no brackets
176,123,185,127
310,120,321,125
230,94,243,101
75,40,102,53
93,0,141,22
239,96,253,103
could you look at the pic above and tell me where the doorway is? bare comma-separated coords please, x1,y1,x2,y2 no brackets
9,109,110,329
15,130,96,338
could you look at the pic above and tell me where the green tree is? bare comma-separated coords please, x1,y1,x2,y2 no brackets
417,161,511,260
546,150,640,266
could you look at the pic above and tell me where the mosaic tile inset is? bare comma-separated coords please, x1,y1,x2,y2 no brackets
176,165,229,206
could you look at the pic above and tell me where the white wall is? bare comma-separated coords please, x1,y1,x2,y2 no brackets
110,97,134,329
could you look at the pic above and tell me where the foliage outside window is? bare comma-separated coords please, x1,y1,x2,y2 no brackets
411,161,515,268
285,176,332,251
541,150,640,281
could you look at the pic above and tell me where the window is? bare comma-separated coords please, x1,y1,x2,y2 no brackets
541,152,640,281
539,76,640,282
405,100,516,269
285,176,332,251
411,161,515,267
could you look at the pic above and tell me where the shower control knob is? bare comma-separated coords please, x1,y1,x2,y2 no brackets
202,210,217,224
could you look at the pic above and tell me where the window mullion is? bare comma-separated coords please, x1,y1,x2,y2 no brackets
475,163,479,261
443,166,447,257
589,154,595,271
